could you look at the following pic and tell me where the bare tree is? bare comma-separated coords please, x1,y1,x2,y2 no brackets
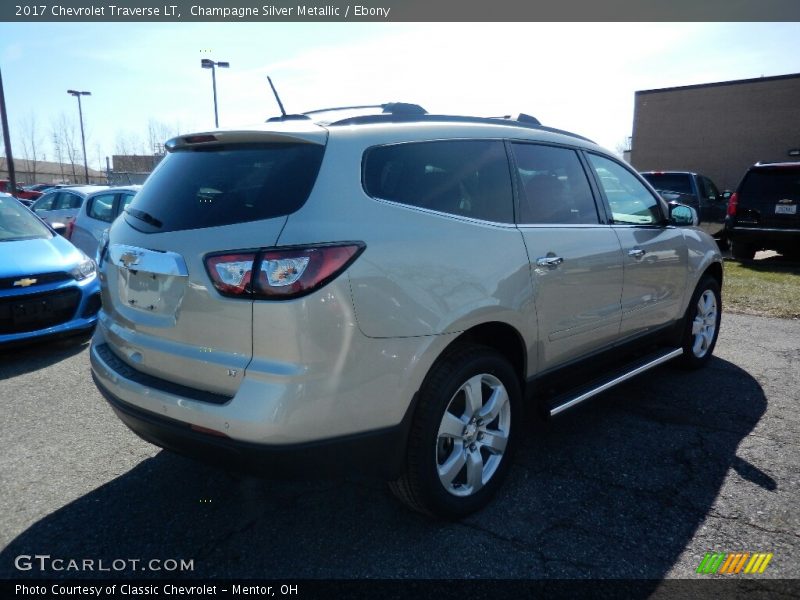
52,112,79,182
614,136,632,159
114,130,146,156
147,119,176,156
50,120,66,182
94,143,106,177
18,112,42,183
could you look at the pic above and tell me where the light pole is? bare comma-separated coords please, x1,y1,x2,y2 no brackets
67,89,91,184
201,58,229,128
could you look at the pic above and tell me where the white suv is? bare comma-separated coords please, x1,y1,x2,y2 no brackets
90,104,723,518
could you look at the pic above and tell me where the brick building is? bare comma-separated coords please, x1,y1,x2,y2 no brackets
630,73,800,191
0,157,106,185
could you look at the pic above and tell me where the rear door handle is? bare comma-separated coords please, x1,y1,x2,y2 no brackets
536,256,564,268
628,248,646,259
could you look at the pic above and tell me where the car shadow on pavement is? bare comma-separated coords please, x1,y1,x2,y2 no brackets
1,357,766,583
0,333,91,379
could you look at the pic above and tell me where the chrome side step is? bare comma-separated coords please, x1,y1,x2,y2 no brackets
548,347,683,417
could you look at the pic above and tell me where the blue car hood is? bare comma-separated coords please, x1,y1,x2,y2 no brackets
0,235,84,277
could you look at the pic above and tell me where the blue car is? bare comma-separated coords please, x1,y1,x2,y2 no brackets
0,193,100,345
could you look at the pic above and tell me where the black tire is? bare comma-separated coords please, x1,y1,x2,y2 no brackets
389,344,522,519
678,276,722,370
731,240,756,262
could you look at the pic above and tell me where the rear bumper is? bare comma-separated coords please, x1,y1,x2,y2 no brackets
90,326,423,479
725,223,800,246
93,368,414,480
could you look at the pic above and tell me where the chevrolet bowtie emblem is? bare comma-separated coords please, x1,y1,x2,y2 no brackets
13,278,37,287
119,251,142,269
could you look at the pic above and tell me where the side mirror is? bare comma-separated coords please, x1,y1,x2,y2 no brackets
669,203,698,227
51,222,67,236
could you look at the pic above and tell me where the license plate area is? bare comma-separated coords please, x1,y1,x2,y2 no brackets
775,204,797,215
12,299,55,324
0,288,81,334
118,269,183,314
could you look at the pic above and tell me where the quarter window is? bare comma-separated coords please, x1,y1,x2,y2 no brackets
363,140,513,223
511,143,598,224
588,154,663,225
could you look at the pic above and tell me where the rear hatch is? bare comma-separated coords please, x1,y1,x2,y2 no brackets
735,164,800,228
99,123,327,395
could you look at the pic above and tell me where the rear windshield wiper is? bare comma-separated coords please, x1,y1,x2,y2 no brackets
126,208,163,229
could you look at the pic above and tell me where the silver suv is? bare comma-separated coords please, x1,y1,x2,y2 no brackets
90,104,723,518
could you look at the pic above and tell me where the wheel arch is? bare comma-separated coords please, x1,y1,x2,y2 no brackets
440,321,528,386
703,261,723,287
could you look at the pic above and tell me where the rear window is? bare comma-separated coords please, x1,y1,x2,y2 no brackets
641,173,693,195
125,143,325,233
362,140,514,223
739,168,800,205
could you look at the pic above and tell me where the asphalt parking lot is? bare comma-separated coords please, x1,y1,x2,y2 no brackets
1,312,798,582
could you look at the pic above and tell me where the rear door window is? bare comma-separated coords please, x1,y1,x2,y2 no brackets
32,192,56,212
362,140,514,223
88,193,116,222
125,143,325,233
56,193,83,210
511,143,599,224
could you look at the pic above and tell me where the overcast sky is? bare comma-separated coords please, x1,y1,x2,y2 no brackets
1,22,799,174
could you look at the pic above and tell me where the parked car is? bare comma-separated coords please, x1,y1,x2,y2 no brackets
90,105,723,518
29,185,108,229
0,192,101,345
24,183,61,193
640,171,729,244
70,185,141,257
725,162,800,261
0,179,44,202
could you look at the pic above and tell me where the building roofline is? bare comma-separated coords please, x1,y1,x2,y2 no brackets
635,72,800,96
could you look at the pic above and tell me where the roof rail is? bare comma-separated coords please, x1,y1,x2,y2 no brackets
304,102,427,116
325,113,595,144
490,113,542,126
266,102,427,123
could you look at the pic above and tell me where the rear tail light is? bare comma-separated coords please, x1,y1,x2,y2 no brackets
204,243,365,300
65,219,75,240
727,192,739,217
205,253,257,295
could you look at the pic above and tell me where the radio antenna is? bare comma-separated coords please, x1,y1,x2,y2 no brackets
267,76,287,117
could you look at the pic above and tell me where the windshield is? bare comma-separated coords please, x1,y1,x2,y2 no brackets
642,173,693,195
125,143,325,233
0,196,52,242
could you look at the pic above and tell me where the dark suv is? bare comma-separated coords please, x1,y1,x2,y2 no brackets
726,162,800,261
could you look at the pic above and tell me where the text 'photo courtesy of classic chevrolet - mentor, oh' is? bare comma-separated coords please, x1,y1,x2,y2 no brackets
89,103,723,519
